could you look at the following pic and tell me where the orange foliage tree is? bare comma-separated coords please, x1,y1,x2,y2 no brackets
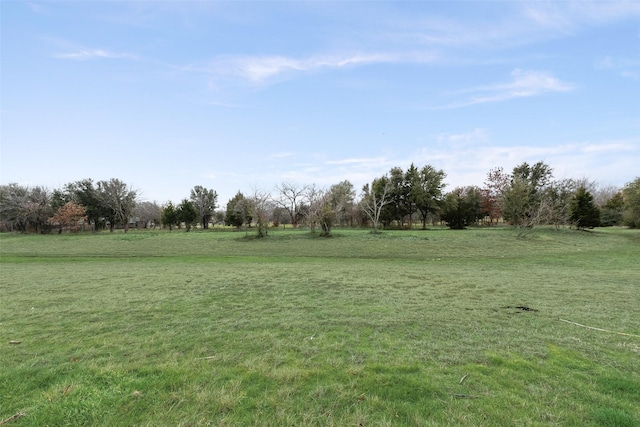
50,202,87,232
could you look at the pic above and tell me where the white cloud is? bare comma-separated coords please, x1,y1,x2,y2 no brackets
524,1,640,29
213,53,391,83
271,152,295,159
436,128,489,146
273,138,636,196
434,69,574,109
203,51,436,84
325,157,387,166
54,48,137,61
387,2,640,54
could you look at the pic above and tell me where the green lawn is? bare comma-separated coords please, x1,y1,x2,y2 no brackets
1,227,639,426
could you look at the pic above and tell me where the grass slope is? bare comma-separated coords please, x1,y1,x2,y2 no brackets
1,227,639,426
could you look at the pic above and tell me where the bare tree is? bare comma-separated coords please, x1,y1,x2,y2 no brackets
302,184,323,233
0,183,30,232
360,176,391,233
248,186,272,238
275,182,308,228
0,184,52,233
132,201,162,228
545,179,577,229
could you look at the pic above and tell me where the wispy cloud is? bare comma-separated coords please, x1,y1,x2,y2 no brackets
434,69,574,109
436,128,489,146
205,101,243,108
597,56,640,79
271,152,295,159
54,48,138,61
27,2,48,14
523,1,640,29
411,137,639,188
204,53,383,83
200,51,436,84
325,157,387,166
388,2,640,53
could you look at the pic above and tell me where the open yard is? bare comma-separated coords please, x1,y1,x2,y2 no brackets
1,227,639,426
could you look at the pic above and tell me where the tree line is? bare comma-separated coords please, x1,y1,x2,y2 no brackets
1,161,639,235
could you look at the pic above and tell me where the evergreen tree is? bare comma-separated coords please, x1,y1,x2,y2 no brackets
177,199,198,231
622,177,640,228
161,202,179,231
570,187,600,229
441,187,482,229
225,192,252,228
601,192,624,227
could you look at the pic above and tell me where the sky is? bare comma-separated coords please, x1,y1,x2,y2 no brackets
2,1,639,205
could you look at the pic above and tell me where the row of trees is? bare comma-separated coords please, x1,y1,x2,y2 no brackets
0,179,137,233
354,161,639,234
1,162,639,235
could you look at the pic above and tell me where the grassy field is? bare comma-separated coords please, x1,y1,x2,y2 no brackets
1,227,639,426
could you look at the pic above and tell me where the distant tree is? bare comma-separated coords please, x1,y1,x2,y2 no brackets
97,179,137,232
501,161,553,235
271,206,290,228
57,179,106,231
622,177,640,228
177,199,198,231
328,180,356,227
600,192,624,226
0,183,30,232
274,182,308,228
0,184,52,233
360,176,391,233
302,184,322,233
161,202,179,231
226,192,252,229
132,201,162,228
304,185,341,237
545,179,576,229
299,181,356,236
482,167,509,224
212,210,226,226
411,164,447,229
386,166,412,227
570,187,601,229
25,186,53,233
190,186,218,229
441,186,483,229
248,187,272,238
404,164,419,226
317,193,336,236
50,202,87,233
572,178,620,209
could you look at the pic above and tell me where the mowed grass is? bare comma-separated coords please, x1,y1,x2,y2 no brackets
1,227,639,426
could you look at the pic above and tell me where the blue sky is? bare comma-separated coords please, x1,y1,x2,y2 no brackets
2,1,639,205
